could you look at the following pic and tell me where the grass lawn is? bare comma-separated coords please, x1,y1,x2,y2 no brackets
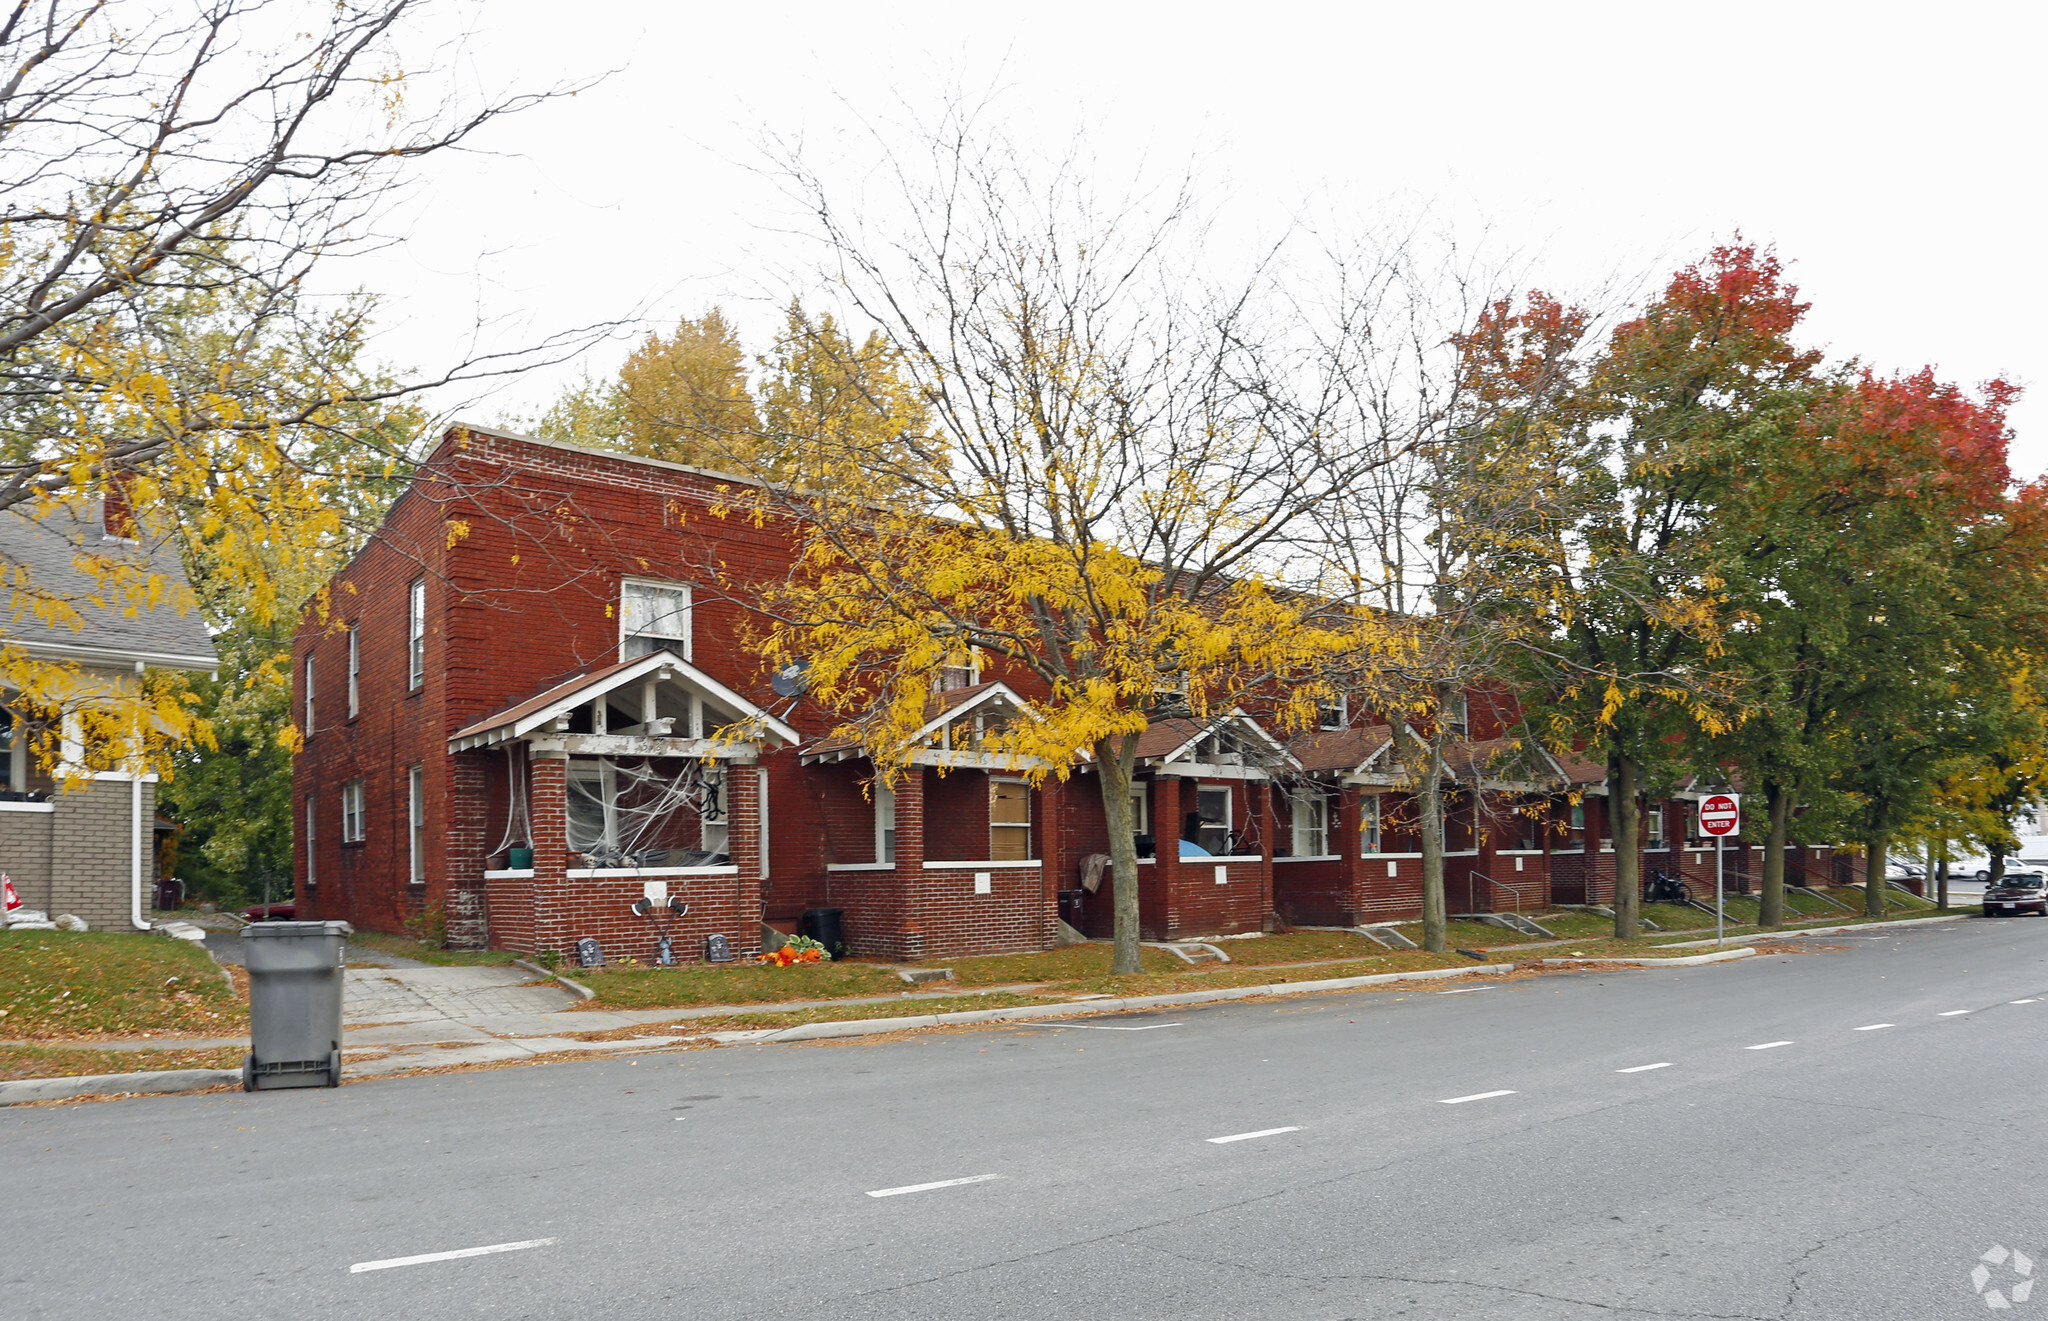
1199,931,1388,966
577,959,906,1009
347,933,518,966
910,943,1187,986
0,1043,244,1081
0,931,246,1039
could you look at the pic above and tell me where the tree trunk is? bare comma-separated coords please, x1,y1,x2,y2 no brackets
1611,753,1641,940
1989,845,2007,887
1864,819,1890,919
1936,843,1949,911
1419,746,1447,954
1094,736,1145,975
1760,782,1793,929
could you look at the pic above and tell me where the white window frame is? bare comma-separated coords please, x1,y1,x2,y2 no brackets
407,577,426,691
875,780,897,865
619,577,693,662
1361,794,1382,854
1291,790,1329,857
1318,695,1348,731
990,776,1032,861
303,654,315,735
566,759,617,852
1645,802,1667,849
304,796,316,887
757,767,770,878
1129,786,1150,836
937,649,982,692
701,770,729,855
408,764,426,884
346,624,359,719
1447,692,1469,738
341,779,365,844
1195,785,1232,855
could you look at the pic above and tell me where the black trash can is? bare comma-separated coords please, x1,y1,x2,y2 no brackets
155,877,184,912
239,920,352,1090
799,907,845,958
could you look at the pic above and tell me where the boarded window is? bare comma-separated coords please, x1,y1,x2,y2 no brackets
990,779,1031,860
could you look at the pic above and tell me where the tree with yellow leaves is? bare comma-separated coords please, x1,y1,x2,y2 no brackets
0,1,606,780
749,118,1417,974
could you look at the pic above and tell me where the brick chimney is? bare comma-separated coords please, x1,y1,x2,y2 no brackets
102,471,137,540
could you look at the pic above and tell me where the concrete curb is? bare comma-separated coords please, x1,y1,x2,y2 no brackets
1541,948,1757,968
514,958,596,1001
0,1067,241,1105
719,961,1528,1044
1653,912,1971,950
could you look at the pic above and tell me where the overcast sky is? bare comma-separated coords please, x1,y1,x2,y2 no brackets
350,0,2046,476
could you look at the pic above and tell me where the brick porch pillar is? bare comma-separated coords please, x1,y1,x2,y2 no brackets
725,762,765,959
893,767,927,960
1039,775,1065,948
523,752,569,958
1257,780,1276,927
1149,776,1185,940
445,752,491,950
1333,787,1362,926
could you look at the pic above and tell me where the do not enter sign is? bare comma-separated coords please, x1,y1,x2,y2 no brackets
1699,794,1741,836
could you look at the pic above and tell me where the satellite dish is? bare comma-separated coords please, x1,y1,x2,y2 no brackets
770,660,812,698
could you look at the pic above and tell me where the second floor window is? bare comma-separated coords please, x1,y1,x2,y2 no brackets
407,578,426,690
347,624,360,718
341,779,366,843
622,579,691,660
1317,696,1347,731
303,655,315,734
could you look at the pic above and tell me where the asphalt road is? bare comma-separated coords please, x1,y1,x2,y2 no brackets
9,916,2048,1320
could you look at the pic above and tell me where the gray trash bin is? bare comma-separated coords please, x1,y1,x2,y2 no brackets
239,920,352,1090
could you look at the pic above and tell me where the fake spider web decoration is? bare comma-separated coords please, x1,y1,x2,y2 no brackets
567,756,727,866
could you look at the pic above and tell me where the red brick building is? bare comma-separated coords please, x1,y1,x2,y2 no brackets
291,424,1857,964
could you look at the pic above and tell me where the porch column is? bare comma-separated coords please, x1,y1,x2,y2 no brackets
1149,776,1180,941
1332,789,1361,925
1256,779,1276,928
1475,790,1500,915
894,767,928,960
725,761,765,959
519,751,570,958
1039,776,1066,947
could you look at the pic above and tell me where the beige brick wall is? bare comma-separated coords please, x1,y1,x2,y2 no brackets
26,778,158,930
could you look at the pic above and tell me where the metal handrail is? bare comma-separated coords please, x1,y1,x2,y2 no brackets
1468,871,1531,918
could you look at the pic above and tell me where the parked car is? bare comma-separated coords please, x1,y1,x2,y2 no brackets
1981,873,2048,918
242,901,297,922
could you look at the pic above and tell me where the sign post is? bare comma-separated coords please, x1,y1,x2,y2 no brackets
1698,794,1741,946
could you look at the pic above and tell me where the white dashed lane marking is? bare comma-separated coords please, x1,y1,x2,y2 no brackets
1616,1062,1673,1073
350,1239,557,1274
1440,1090,1517,1105
867,1175,1002,1199
1939,1011,1972,1017
1748,1041,1795,1050
1855,1024,1895,1031
1206,1126,1303,1144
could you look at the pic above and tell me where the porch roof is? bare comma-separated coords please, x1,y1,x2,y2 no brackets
1132,710,1298,779
802,681,1048,770
448,652,801,752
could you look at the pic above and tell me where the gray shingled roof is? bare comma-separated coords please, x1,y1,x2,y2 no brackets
0,501,217,669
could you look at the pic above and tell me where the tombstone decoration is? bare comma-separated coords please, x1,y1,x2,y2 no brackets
574,936,604,968
704,933,733,963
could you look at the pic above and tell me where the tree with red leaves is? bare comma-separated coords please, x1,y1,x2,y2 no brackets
1516,242,1821,940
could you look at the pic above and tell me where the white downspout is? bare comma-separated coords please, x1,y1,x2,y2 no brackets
130,771,148,930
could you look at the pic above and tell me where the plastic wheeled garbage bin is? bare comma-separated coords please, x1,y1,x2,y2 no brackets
239,920,353,1090
799,907,845,959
